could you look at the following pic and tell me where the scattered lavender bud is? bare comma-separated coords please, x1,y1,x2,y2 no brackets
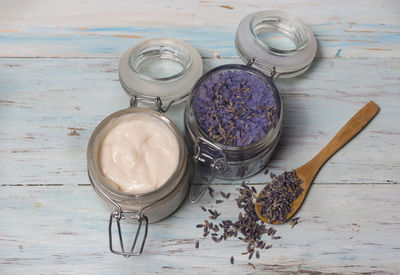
208,187,214,198
248,251,254,260
215,200,224,204
195,240,199,249
290,217,300,229
230,256,234,264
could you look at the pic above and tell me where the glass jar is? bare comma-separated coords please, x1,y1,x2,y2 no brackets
87,38,202,257
185,10,316,203
119,38,202,111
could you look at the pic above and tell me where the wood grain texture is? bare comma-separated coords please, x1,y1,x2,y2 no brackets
1,0,400,273
1,185,400,274
1,0,399,27
1,57,398,185
0,23,399,58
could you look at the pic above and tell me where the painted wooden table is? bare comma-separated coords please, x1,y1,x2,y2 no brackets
1,1,399,274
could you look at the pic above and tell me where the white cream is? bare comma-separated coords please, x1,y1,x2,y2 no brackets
99,113,179,194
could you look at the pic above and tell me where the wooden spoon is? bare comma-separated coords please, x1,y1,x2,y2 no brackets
255,101,380,224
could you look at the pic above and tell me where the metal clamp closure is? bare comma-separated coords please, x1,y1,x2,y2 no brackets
130,94,188,113
247,57,313,80
109,209,148,257
189,137,227,204
247,57,278,80
89,172,162,257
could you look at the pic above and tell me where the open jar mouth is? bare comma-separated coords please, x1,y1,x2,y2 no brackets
235,10,317,78
87,107,187,201
119,38,203,109
249,13,310,56
187,64,282,153
129,44,192,82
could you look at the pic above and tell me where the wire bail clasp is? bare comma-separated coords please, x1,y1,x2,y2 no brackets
89,173,150,257
109,209,149,258
130,94,188,113
247,57,278,80
189,137,226,204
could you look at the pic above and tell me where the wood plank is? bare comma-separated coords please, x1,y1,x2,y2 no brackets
0,184,399,273
1,57,399,185
1,0,399,28
0,23,398,58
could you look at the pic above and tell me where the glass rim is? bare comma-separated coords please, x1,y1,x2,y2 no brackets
128,43,193,82
119,38,203,107
249,12,311,56
235,10,317,78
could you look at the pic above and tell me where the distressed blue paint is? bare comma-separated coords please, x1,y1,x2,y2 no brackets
1,9,400,272
0,185,400,273
0,23,399,57
0,57,399,187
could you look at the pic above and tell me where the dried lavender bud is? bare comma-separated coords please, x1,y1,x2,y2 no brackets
193,69,277,146
220,191,226,198
215,200,224,204
230,256,234,264
208,187,214,198
271,236,281,240
196,224,204,228
256,250,260,259
195,240,199,249
257,170,303,223
225,193,231,199
264,168,269,175
267,227,276,236
212,236,221,243
265,245,272,249
248,262,255,269
200,206,207,212
248,251,254,260
290,217,300,229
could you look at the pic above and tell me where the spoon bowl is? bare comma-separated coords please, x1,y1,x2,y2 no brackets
255,101,380,224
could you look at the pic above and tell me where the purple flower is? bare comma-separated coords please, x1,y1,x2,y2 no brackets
193,69,277,147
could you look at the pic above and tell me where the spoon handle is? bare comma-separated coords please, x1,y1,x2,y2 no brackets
301,101,380,176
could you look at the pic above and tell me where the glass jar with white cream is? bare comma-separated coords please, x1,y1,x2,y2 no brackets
87,38,202,257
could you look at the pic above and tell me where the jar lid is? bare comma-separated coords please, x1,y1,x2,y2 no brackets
235,10,317,79
119,38,203,111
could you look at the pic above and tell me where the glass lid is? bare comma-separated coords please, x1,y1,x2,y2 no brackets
119,38,203,111
235,10,317,79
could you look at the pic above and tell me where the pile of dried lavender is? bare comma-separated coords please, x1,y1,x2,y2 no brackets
194,171,302,264
193,69,277,146
196,183,278,261
257,171,303,224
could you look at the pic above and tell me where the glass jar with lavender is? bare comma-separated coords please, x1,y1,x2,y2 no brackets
185,10,317,203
